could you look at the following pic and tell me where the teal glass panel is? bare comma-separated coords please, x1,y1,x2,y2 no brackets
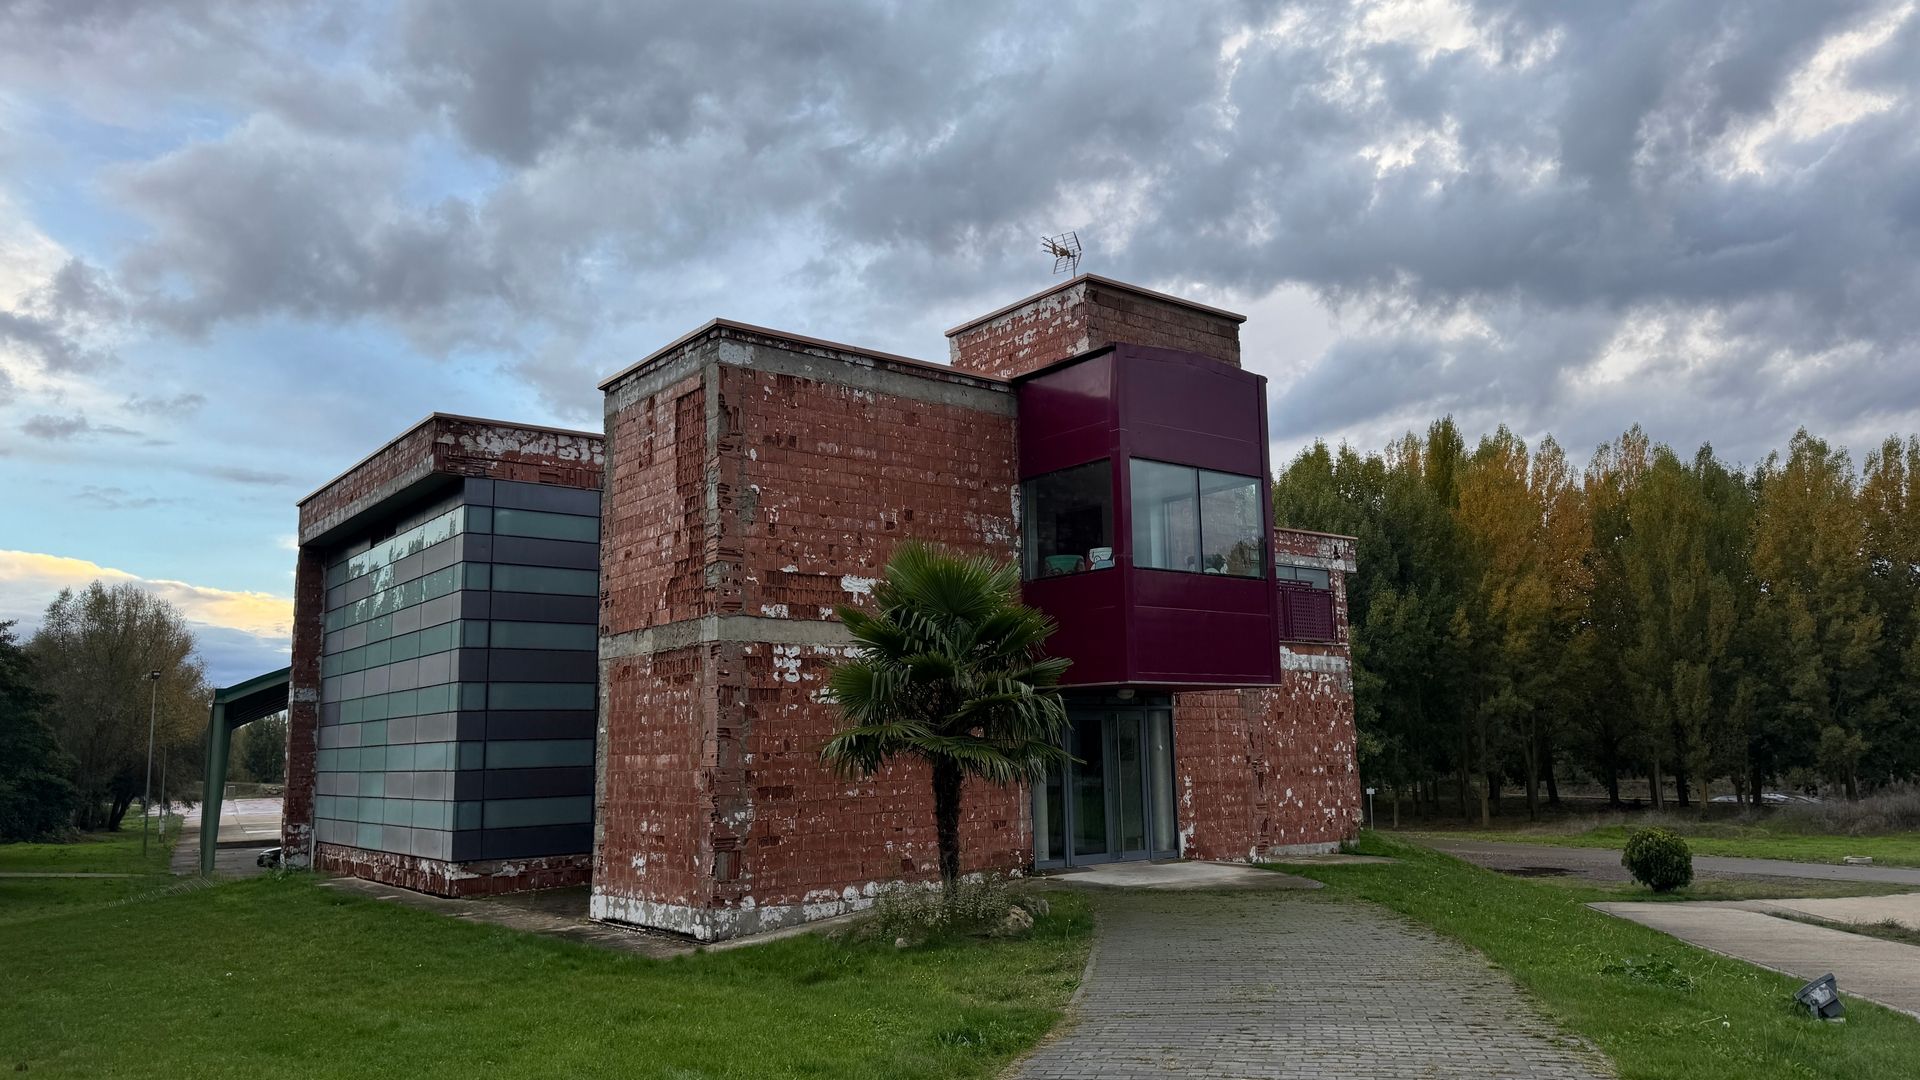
490,565,597,596
493,509,598,543
488,621,596,651
485,739,594,769
414,742,451,770
488,683,595,711
483,795,593,829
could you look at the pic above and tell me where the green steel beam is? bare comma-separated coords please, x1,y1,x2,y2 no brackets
199,701,229,877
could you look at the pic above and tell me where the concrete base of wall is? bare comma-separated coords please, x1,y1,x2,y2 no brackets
315,844,591,897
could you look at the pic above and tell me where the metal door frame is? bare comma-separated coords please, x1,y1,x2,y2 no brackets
1034,699,1178,869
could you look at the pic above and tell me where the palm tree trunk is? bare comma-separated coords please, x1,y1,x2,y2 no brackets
931,758,963,893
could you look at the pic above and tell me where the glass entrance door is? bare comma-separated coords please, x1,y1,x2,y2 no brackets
1034,699,1178,868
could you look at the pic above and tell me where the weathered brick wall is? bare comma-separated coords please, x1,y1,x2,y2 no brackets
947,275,1244,379
594,325,1021,940
715,360,1022,921
315,844,591,897
286,414,604,876
281,546,327,867
1175,529,1363,858
296,415,603,546
596,358,711,931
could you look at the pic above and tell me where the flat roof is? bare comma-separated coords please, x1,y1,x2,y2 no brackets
944,273,1248,338
596,317,1010,392
297,412,604,507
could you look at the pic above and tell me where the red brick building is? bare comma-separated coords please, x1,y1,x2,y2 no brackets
283,275,1361,937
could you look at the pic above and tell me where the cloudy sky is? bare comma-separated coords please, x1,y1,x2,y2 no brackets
3,0,1917,681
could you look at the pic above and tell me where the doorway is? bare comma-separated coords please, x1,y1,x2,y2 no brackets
1034,695,1178,867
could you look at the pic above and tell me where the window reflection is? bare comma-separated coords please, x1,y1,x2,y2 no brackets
1129,459,1265,577
1022,460,1115,578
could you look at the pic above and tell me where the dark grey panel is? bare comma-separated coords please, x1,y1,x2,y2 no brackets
457,650,489,682
387,714,418,744
416,772,453,800
386,771,415,798
456,711,486,740
387,659,419,692
489,536,599,570
463,534,494,564
418,650,454,685
493,481,600,516
450,831,483,862
362,665,391,695
320,701,342,725
415,712,456,742
482,766,595,800
488,592,597,623
341,623,368,650
422,536,459,574
488,649,596,683
481,823,592,860
485,710,595,741
463,477,495,506
392,603,422,636
454,771,484,801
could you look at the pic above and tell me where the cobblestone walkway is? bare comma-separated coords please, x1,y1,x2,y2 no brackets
1012,890,1612,1079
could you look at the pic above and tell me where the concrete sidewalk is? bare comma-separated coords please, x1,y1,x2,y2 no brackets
1592,899,1920,1020
1425,837,1920,887
1013,890,1612,1079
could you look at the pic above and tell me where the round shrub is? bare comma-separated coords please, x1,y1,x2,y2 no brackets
1622,826,1694,892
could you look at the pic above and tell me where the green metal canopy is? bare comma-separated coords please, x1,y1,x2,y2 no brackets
198,667,290,876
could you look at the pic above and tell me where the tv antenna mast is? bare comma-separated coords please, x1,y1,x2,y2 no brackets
1041,231,1083,275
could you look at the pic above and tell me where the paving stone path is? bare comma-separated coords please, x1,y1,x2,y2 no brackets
1012,890,1612,1079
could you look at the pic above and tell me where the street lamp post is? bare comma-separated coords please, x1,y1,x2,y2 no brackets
141,670,161,856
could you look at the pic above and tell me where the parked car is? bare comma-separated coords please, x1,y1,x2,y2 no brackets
256,846,283,868
1708,791,1822,804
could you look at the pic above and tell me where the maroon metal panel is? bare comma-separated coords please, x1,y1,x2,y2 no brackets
1014,344,1281,688
1017,349,1117,477
1021,570,1128,685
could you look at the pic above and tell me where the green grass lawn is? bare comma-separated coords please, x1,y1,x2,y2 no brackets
1283,834,1920,1080
0,819,185,926
0,873,1091,1079
0,819,180,875
1519,874,1914,905
1411,823,1920,867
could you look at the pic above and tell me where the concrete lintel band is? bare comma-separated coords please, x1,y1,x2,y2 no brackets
721,339,1015,414
600,614,856,662
1273,551,1359,574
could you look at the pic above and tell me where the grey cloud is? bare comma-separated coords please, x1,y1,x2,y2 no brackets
75,485,179,510
194,464,296,486
19,413,140,441
124,391,208,415
6,0,1919,464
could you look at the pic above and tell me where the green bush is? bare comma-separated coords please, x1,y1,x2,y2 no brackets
1622,826,1694,892
864,875,1051,944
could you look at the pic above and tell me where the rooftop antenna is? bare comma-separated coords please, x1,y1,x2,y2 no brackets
1041,231,1083,275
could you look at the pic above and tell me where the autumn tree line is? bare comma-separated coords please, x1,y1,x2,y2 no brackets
0,581,286,842
1274,421,1920,822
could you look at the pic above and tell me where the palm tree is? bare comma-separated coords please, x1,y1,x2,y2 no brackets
822,542,1071,892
